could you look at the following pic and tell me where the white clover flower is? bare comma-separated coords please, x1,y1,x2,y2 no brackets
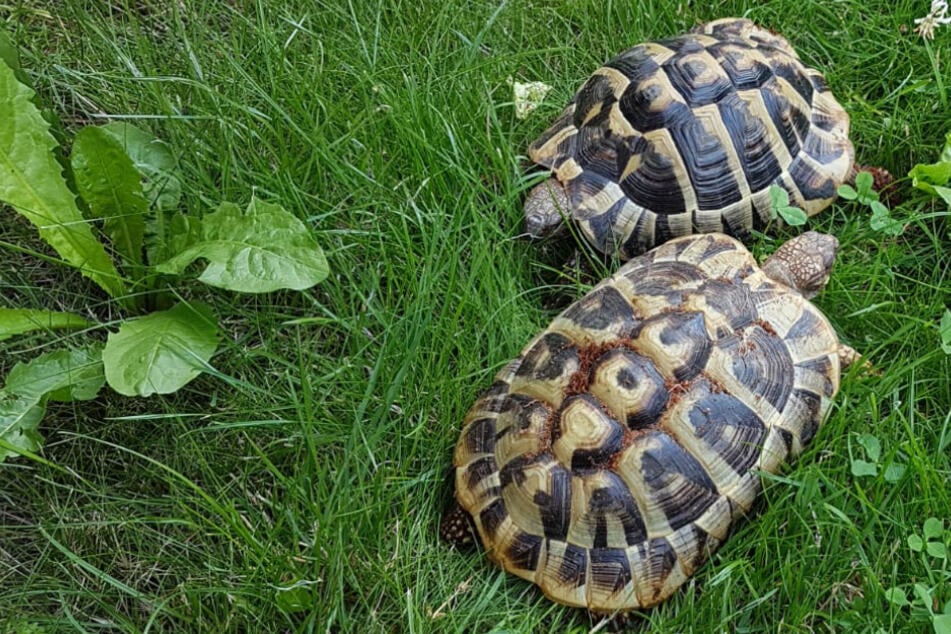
915,0,951,39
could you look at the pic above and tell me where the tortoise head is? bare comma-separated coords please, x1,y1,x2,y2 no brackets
523,178,569,238
761,231,839,299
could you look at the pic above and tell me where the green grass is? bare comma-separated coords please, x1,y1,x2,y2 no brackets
1,0,949,632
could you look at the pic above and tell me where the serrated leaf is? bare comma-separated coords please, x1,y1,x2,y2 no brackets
0,59,126,298
0,393,45,462
857,433,881,462
0,308,90,342
924,517,945,540
883,462,906,483
99,122,181,214
5,347,104,402
850,459,878,477
927,542,947,559
940,310,951,355
102,302,218,397
885,587,909,607
72,126,148,268
155,198,329,293
908,534,925,552
935,614,951,634
837,184,859,200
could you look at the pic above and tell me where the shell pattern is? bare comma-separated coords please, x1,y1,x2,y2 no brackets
451,234,842,612
529,18,854,257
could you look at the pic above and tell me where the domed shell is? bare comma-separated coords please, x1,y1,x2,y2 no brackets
451,233,842,612
528,18,854,257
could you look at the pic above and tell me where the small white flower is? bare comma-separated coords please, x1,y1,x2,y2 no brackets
510,79,553,120
915,0,951,39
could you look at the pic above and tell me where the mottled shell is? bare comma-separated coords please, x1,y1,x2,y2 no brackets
529,18,854,257
452,233,842,612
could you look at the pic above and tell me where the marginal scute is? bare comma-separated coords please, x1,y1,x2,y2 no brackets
527,17,852,258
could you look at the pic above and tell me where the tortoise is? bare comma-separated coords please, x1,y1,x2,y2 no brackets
523,18,855,258
441,231,859,612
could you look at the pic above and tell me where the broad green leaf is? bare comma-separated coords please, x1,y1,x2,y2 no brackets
778,205,808,226
850,459,878,477
924,517,945,540
857,433,881,462
883,462,906,483
5,347,104,402
769,184,790,213
935,614,951,634
274,580,316,613
156,198,329,293
927,542,948,559
0,393,44,461
0,308,90,342
910,161,951,193
0,62,126,298
908,534,924,552
914,583,932,608
99,122,181,214
884,587,909,607
870,201,889,216
837,184,859,200
102,302,218,397
0,28,22,74
72,126,148,268
940,309,951,355
854,171,875,198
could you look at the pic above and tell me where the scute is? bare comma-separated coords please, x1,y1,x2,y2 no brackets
451,233,843,612
528,18,853,258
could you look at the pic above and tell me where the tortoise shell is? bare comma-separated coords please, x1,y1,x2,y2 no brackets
450,233,843,612
528,18,854,257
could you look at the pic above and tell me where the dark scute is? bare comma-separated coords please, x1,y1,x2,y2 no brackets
570,424,624,471
810,73,829,93
802,131,846,166
698,234,740,259
658,311,713,381
720,325,794,410
619,81,694,132
465,417,496,455
699,278,757,329
589,547,633,593
604,44,663,83
576,125,619,180
466,456,498,490
479,498,507,540
532,465,573,540
794,388,823,446
717,92,783,192
506,532,544,571
639,432,719,530
670,116,743,210
796,356,835,396
572,74,617,129
592,349,668,429
777,427,795,454
496,394,549,440
663,54,734,106
627,261,706,295
499,454,544,488
688,389,768,473
658,36,704,56
516,332,578,381
788,156,837,200
786,310,823,341
771,61,815,105
562,286,638,334
587,472,648,546
558,543,588,587
647,537,678,594
759,79,801,156
618,137,689,216
681,524,712,572
584,196,628,254
710,44,774,90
